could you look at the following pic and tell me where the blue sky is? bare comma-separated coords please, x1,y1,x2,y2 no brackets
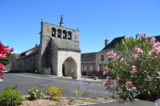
0,0,160,53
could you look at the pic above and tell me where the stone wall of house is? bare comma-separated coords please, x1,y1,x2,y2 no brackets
95,51,108,69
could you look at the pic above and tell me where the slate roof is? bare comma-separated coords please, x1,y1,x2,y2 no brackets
81,52,96,62
153,35,160,42
17,45,40,59
101,36,126,51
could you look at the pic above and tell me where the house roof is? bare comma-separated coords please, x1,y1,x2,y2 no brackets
153,35,160,42
101,36,126,51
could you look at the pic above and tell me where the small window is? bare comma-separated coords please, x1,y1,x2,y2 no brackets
57,29,62,38
68,31,72,40
52,28,56,37
101,55,104,61
63,30,67,39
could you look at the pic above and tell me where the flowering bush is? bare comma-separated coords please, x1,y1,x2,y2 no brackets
104,33,160,102
46,86,63,100
28,88,44,100
0,42,13,78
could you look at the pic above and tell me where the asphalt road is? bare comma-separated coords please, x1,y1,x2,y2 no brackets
0,73,155,106
0,73,112,98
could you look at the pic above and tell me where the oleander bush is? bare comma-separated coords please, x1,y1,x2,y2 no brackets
103,33,160,102
28,88,44,100
0,89,24,106
46,86,63,100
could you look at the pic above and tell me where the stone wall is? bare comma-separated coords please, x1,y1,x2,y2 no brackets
11,52,39,72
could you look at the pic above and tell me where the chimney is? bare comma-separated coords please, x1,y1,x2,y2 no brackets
105,39,109,46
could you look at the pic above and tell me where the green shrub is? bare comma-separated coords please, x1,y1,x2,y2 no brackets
28,88,44,100
90,96,98,100
4,85,18,91
72,85,83,98
46,86,63,100
0,90,24,106
104,96,113,100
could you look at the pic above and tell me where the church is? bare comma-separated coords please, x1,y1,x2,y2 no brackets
11,16,81,79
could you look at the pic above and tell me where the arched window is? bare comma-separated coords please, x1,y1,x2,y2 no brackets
52,28,56,37
68,31,72,40
63,30,67,39
101,55,104,61
57,29,62,38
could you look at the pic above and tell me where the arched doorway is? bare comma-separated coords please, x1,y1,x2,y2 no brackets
62,57,77,77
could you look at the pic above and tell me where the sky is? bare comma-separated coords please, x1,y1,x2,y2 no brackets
0,0,160,53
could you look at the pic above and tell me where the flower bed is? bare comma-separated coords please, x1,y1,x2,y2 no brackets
19,97,114,106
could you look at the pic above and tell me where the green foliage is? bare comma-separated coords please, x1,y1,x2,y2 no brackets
28,88,44,100
105,34,160,101
104,96,113,100
46,86,63,100
90,96,98,100
72,85,84,98
4,85,18,91
0,90,24,106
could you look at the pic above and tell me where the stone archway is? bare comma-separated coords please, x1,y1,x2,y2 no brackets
62,57,77,77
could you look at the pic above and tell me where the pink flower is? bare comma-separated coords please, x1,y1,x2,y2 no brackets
103,77,110,86
0,63,5,71
125,81,136,91
97,66,100,72
0,54,6,59
103,71,107,76
149,47,160,55
10,48,14,52
137,32,150,37
106,51,116,60
154,42,160,48
139,32,146,37
120,58,124,62
130,66,137,74
132,47,143,59
147,37,156,43
116,76,120,81
132,53,139,60
134,47,143,54
155,47,160,54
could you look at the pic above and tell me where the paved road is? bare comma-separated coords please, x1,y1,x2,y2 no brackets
0,73,112,98
0,73,155,106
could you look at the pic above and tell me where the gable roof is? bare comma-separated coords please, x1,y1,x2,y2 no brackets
101,36,126,51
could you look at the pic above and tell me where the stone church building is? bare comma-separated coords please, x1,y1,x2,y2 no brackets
11,16,81,79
